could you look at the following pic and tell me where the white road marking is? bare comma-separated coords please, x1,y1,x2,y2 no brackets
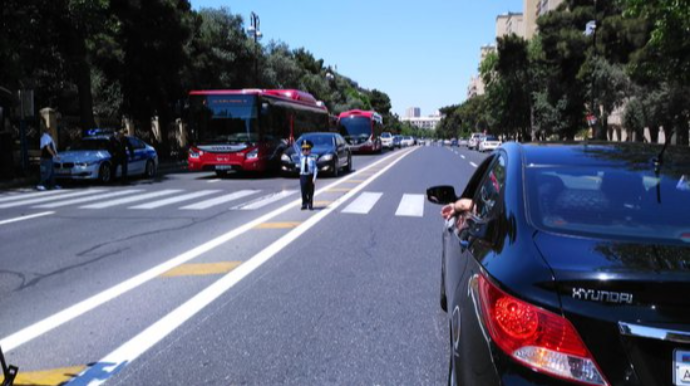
0,211,55,226
0,148,413,353
66,148,419,386
395,194,425,217
230,190,297,210
180,190,259,210
207,179,221,184
470,162,478,168
0,190,105,209
461,155,466,159
0,190,70,204
80,190,182,209
341,192,383,214
35,190,143,208
129,190,221,209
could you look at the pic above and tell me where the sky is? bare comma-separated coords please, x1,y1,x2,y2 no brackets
190,0,523,117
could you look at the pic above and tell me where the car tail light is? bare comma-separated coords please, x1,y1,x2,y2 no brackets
477,274,608,386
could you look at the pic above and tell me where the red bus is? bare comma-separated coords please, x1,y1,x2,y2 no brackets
337,110,384,153
187,89,330,175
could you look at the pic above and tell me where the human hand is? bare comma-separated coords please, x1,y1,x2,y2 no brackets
441,204,455,220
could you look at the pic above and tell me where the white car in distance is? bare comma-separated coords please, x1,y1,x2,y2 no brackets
467,133,484,150
401,136,415,147
478,135,502,152
380,132,394,149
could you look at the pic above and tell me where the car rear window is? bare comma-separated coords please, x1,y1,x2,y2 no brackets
525,166,690,243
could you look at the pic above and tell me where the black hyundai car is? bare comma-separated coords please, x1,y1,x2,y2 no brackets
427,142,690,386
280,132,352,177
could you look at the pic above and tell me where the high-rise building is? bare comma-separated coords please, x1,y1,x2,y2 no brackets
524,0,565,39
406,107,421,118
496,12,525,38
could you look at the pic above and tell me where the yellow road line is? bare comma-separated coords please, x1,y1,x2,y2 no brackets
341,179,366,183
161,262,242,277
1,365,86,386
312,200,333,206
254,222,301,229
326,188,352,192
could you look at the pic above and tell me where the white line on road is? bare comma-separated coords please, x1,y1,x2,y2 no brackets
207,179,221,184
341,192,382,214
470,162,478,168
0,211,55,226
67,147,419,386
461,155,466,159
180,190,259,210
395,194,425,217
129,190,221,209
35,190,143,208
80,190,183,209
0,190,70,204
0,190,106,209
0,147,415,353
230,190,297,210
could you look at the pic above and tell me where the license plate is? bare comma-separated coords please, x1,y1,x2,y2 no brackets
215,165,233,171
674,350,690,385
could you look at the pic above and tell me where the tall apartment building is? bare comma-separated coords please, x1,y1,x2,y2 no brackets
496,12,525,38
405,107,421,118
524,0,565,39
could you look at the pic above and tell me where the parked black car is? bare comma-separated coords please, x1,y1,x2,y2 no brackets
427,142,690,386
281,133,352,177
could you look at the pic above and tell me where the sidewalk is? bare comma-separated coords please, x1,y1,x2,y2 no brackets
0,159,188,191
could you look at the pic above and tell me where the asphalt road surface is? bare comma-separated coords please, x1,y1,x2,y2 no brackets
0,145,488,385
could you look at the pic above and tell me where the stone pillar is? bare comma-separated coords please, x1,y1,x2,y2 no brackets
176,118,188,148
122,116,135,136
40,107,58,148
151,116,161,143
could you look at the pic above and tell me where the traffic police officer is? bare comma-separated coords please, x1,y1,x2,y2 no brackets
299,139,318,210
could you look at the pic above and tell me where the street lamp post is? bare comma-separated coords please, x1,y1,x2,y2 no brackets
247,12,262,86
585,0,599,139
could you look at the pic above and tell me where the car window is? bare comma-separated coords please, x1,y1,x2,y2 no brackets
472,154,506,220
128,137,146,149
526,166,690,242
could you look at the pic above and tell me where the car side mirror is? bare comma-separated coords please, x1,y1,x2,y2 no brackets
426,185,457,205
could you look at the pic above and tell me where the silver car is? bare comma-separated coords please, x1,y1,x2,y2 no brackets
54,135,158,183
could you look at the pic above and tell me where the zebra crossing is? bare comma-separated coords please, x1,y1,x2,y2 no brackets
0,188,427,217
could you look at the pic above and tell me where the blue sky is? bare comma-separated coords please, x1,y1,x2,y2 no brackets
190,0,523,117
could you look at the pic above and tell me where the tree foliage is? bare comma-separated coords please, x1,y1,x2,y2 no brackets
0,3,394,155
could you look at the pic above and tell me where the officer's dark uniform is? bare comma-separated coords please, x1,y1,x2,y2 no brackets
110,133,134,183
299,140,317,210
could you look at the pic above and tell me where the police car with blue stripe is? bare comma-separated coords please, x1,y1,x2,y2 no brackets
54,129,158,183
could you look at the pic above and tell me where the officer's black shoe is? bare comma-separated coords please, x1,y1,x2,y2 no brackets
301,205,307,210
308,203,313,210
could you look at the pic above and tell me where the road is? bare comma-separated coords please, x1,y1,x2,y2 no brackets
0,145,488,385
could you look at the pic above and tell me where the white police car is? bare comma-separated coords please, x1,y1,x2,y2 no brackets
54,130,158,183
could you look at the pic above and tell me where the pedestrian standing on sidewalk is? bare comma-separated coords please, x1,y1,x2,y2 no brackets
298,139,318,210
37,127,60,191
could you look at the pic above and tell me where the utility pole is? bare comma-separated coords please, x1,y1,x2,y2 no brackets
248,12,262,86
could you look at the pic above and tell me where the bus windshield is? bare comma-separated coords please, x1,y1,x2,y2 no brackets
191,95,258,144
339,116,371,141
